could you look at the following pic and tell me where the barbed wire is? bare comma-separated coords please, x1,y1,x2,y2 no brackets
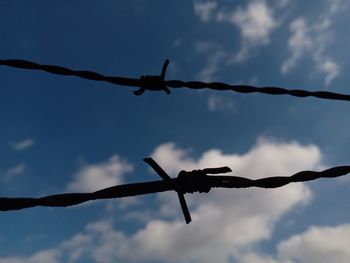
1,58,350,101
1,158,349,224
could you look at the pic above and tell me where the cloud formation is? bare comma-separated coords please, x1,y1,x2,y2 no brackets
193,0,344,85
194,41,228,81
193,1,217,22
281,0,347,85
11,138,35,151
67,155,133,192
207,94,235,113
242,224,350,263
228,0,277,62
5,221,350,263
193,0,278,63
0,139,332,263
2,163,26,182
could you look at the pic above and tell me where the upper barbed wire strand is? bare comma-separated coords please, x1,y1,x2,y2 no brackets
1,59,350,101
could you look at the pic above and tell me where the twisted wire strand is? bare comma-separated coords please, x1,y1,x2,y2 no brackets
0,59,141,87
1,165,349,212
208,165,350,189
1,58,350,101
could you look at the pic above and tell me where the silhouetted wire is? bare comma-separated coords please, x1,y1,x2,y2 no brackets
1,58,350,101
1,158,349,224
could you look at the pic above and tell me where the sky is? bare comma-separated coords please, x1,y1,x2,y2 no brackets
0,0,350,262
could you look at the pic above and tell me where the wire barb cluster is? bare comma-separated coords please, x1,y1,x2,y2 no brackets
2,58,350,102
134,60,171,95
0,159,349,224
144,157,232,223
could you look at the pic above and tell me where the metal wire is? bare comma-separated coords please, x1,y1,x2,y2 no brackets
1,159,349,223
1,58,350,101
1,58,349,223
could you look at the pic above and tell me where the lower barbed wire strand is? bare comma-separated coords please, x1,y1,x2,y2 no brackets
0,165,349,211
0,180,174,211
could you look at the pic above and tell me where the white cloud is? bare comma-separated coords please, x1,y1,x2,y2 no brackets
0,229,93,263
0,249,59,263
281,18,311,74
194,41,215,53
277,224,350,263
67,155,133,192
0,139,328,263
281,0,346,86
151,138,322,177
193,1,278,63
229,1,277,62
192,0,344,83
197,51,227,81
243,224,350,263
193,1,217,22
171,38,182,48
318,59,339,86
207,94,235,113
11,138,35,151
5,163,26,176
232,1,276,44
195,42,228,81
278,0,290,8
118,138,322,263
329,0,350,14
0,220,126,263
2,163,26,182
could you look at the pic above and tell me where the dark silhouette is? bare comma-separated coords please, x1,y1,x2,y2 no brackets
0,158,349,224
1,58,350,223
1,58,350,101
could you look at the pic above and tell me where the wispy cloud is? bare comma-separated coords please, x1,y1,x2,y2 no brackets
193,0,278,63
194,41,228,81
281,18,311,74
67,155,133,192
281,0,348,86
207,94,235,113
5,163,26,177
328,0,349,14
227,0,277,62
1,163,26,182
193,0,345,85
193,1,217,22
11,138,35,151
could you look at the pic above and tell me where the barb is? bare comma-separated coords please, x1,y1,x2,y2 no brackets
134,60,170,95
1,58,350,101
0,160,349,224
143,157,192,223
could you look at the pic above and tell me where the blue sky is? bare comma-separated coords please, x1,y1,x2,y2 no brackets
1,0,350,262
